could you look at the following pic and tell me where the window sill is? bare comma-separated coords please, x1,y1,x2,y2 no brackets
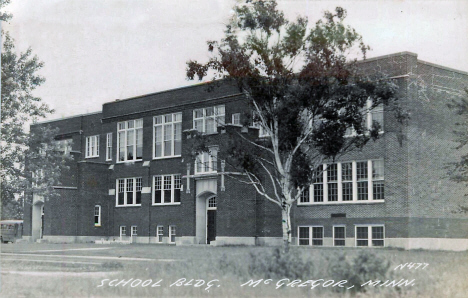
153,155,182,160
297,200,385,206
94,225,101,227
344,131,384,138
152,203,181,206
115,204,142,208
194,172,218,177
85,156,99,159
116,160,143,164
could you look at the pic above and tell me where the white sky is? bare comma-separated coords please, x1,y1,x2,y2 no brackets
3,0,468,121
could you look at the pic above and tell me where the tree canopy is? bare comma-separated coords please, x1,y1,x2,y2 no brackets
187,1,400,251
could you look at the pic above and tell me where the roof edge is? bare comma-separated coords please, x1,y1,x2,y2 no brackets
32,111,102,126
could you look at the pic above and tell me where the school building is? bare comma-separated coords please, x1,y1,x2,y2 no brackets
23,52,468,250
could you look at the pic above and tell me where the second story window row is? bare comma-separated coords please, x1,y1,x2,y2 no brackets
154,113,182,158
117,119,143,162
299,159,384,204
193,105,225,134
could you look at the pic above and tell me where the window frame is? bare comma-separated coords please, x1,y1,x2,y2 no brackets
355,225,385,247
297,226,324,246
94,205,101,227
193,105,225,134
333,225,346,247
157,225,164,243
194,147,218,175
85,135,99,158
106,133,112,161
153,112,182,159
116,119,143,163
169,225,176,244
116,177,142,207
153,174,182,205
231,113,241,126
298,159,384,205
131,225,137,236
120,226,126,238
345,99,384,137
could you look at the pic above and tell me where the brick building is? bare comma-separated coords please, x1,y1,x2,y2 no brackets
23,52,468,250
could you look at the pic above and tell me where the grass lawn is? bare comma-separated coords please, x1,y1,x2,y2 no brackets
1,243,467,297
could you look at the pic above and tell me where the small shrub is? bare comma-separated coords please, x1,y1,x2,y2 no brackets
248,248,314,280
328,250,390,293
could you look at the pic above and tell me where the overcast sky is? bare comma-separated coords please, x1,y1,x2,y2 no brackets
4,0,468,121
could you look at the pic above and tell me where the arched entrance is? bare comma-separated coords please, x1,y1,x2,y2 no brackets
31,200,44,242
206,196,217,244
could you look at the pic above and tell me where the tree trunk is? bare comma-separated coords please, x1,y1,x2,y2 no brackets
281,204,292,253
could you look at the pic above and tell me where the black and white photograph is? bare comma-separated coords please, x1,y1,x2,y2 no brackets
1,0,468,297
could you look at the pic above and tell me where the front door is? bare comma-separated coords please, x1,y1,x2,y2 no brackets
40,206,44,239
207,210,216,244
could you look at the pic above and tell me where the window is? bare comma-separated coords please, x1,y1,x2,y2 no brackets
153,174,182,205
116,177,142,206
333,226,345,246
86,135,99,158
193,105,225,134
106,133,112,161
313,166,324,202
195,147,218,174
232,113,241,125
157,226,164,243
131,226,137,236
299,187,310,203
154,113,182,158
297,226,323,246
356,225,384,247
298,159,384,204
356,161,368,201
169,225,176,243
94,205,101,227
345,99,384,136
327,164,338,202
208,197,217,209
372,160,384,200
341,162,353,201
298,227,310,245
120,226,126,238
54,139,72,155
312,227,323,246
252,111,270,137
117,119,143,162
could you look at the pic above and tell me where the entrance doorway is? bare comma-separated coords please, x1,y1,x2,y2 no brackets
207,196,217,244
40,205,44,239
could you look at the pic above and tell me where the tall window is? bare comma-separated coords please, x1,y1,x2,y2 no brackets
94,205,101,227
55,139,72,155
370,104,384,131
333,226,345,246
193,105,225,134
106,133,112,161
356,225,384,247
86,135,99,158
372,160,384,200
117,119,143,162
157,226,164,243
116,177,142,206
298,226,323,246
153,174,182,205
356,161,368,200
313,166,324,202
169,225,176,243
300,188,310,203
341,162,353,201
195,147,218,174
154,113,182,158
131,226,137,236
298,159,384,204
327,164,338,202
